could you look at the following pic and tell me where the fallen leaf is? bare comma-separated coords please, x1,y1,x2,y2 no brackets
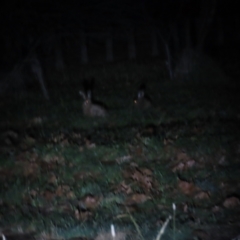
20,136,36,150
58,203,72,213
178,180,200,195
66,191,75,199
28,116,44,126
116,155,132,164
131,170,143,181
140,168,153,176
223,196,240,208
183,203,188,212
43,154,65,164
60,138,69,147
22,162,40,178
29,189,38,198
42,190,56,201
131,168,154,191
176,150,190,162
75,209,92,221
79,195,102,210
163,138,174,146
86,143,96,149
218,155,227,165
85,139,96,149
172,162,185,172
125,193,151,205
172,149,196,172
115,181,133,194
194,191,210,200
186,159,196,168
48,174,58,185
56,185,70,197
74,171,94,180
211,205,221,213
1,130,19,146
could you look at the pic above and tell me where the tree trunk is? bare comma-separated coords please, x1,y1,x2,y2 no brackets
185,19,192,49
106,30,114,62
31,57,49,100
196,0,216,51
127,27,136,60
55,39,65,71
151,27,159,57
80,29,88,64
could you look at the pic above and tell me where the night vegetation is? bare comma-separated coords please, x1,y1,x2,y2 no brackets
0,0,240,239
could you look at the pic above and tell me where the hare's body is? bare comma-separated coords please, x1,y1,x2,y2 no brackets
82,99,107,117
79,90,107,117
134,90,152,109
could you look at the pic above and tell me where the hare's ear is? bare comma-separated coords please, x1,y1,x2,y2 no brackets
138,90,144,99
87,90,92,99
79,91,86,99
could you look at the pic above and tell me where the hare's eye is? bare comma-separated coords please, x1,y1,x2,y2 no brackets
134,100,137,104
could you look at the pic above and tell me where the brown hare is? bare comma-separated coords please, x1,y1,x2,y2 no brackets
79,90,107,117
134,90,152,109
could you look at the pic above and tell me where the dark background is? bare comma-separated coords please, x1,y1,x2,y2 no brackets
0,0,239,84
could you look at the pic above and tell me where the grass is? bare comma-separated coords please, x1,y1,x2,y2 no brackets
0,59,240,239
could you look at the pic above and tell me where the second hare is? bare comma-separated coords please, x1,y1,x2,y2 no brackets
134,90,152,109
79,90,107,117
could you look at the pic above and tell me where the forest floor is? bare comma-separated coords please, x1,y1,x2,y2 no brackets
0,59,240,240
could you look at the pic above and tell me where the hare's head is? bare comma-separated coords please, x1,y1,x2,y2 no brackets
134,90,152,109
79,90,92,115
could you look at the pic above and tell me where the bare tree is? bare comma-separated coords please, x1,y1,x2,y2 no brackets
80,29,88,64
30,57,49,100
127,26,136,60
151,27,159,57
106,29,114,62
196,0,216,51
54,38,65,71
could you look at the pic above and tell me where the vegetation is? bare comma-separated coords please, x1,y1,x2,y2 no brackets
0,58,240,240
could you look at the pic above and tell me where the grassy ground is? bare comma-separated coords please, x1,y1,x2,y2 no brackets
0,59,240,240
